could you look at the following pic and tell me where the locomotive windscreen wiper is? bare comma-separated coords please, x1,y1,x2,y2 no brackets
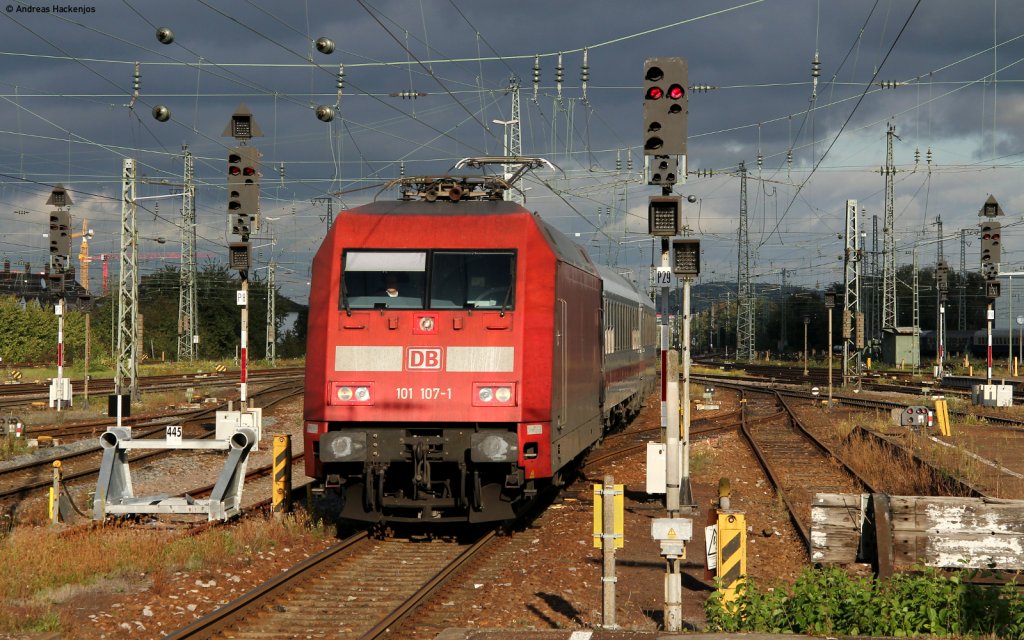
499,283,513,317
340,277,352,316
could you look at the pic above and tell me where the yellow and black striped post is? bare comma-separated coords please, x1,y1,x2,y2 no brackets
272,435,292,517
716,509,746,603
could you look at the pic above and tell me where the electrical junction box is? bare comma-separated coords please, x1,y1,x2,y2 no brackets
48,378,72,408
972,384,1013,407
645,441,683,494
652,517,692,557
216,408,262,450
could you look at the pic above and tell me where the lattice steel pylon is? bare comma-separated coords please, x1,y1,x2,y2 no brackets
265,261,276,365
736,161,754,362
508,77,523,204
177,147,198,361
959,228,967,331
881,124,899,331
116,159,139,401
868,214,879,343
842,199,862,385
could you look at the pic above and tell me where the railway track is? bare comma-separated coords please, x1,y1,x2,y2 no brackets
738,389,871,547
164,531,498,639
696,371,1024,430
0,367,304,409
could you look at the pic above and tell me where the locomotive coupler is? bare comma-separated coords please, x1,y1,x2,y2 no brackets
412,441,432,494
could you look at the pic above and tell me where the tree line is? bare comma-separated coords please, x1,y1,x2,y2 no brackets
0,264,308,367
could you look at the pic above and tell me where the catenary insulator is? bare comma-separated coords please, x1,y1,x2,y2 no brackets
580,48,589,102
315,37,335,55
315,105,335,122
532,55,540,101
926,147,932,164
555,53,564,99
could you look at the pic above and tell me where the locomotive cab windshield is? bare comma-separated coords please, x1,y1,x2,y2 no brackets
341,249,516,310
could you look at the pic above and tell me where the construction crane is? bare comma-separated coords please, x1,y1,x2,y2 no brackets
74,219,94,293
96,251,214,294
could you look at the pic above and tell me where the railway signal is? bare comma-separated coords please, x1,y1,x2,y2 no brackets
981,220,1000,279
228,146,260,239
935,259,949,291
643,57,687,156
649,155,678,187
648,195,681,236
48,210,71,257
671,239,700,277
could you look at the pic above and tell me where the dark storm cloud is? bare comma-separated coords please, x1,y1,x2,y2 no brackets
2,0,1023,297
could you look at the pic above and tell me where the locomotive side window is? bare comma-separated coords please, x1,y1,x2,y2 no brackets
341,251,427,309
430,251,516,310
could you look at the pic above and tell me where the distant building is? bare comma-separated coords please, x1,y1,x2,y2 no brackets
0,259,91,309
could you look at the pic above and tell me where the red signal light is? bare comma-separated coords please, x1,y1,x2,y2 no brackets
646,86,664,100
229,166,241,176
243,167,255,176
667,84,684,100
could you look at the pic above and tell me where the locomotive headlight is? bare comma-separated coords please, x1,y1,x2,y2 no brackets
330,382,374,405
419,316,435,332
472,383,515,406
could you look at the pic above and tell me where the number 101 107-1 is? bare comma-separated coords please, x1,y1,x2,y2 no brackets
396,387,452,400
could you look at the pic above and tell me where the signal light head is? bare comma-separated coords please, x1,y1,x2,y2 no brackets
229,166,241,175
645,137,664,152
646,86,664,100
645,66,664,82
242,167,255,176
667,84,685,100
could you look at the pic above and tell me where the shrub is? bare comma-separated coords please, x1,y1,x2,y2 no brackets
704,565,1024,637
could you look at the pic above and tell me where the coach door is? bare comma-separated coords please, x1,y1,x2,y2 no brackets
553,298,567,428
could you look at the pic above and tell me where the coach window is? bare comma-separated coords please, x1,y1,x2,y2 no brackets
341,250,427,309
430,251,516,310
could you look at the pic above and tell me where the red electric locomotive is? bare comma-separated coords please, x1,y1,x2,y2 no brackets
303,174,656,523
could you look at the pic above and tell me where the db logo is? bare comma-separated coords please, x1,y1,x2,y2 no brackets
407,347,442,370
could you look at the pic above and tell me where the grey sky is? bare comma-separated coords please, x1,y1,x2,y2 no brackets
1,0,1022,302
